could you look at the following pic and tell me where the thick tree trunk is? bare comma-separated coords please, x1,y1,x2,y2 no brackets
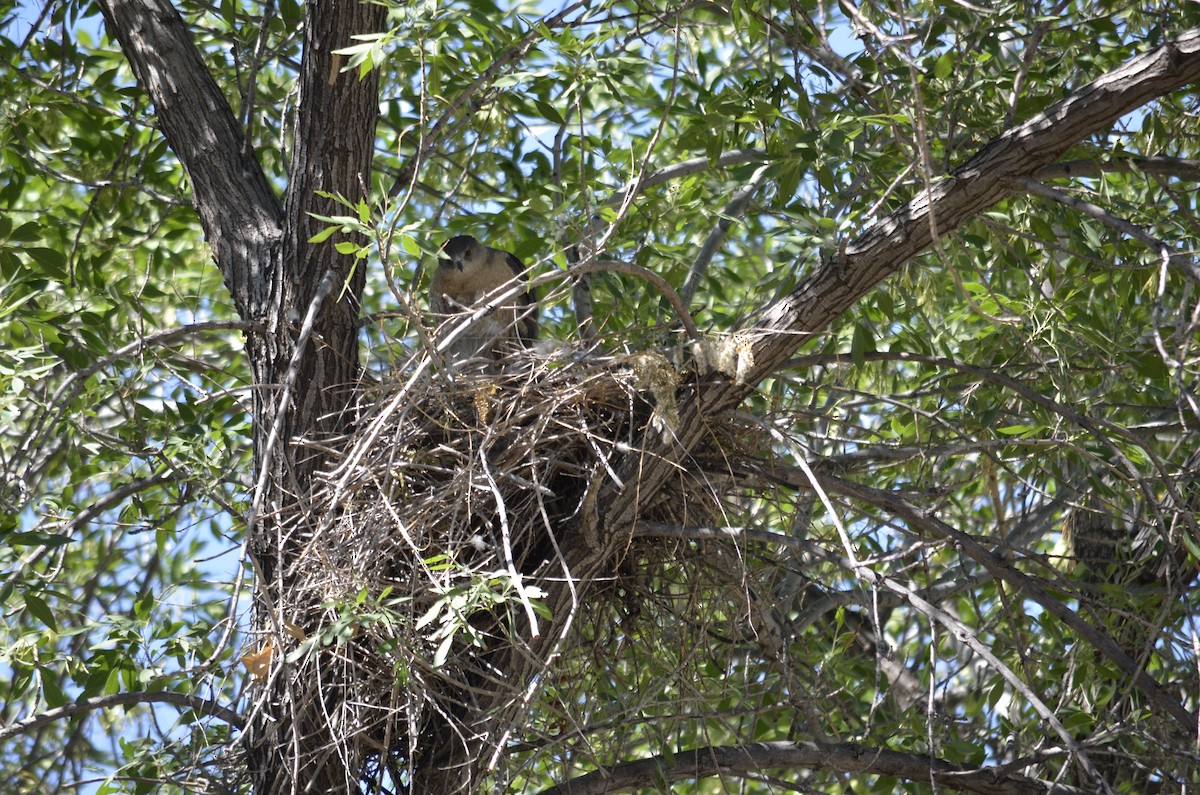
95,0,282,304
97,0,385,791
245,0,386,790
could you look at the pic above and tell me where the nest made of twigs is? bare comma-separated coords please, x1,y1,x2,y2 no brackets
267,339,753,788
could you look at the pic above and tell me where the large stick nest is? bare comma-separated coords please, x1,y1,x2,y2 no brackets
272,342,753,790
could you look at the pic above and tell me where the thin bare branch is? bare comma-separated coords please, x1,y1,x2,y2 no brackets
0,691,244,744
1034,155,1200,182
817,472,1196,734
681,164,772,305
539,740,1089,795
605,149,771,208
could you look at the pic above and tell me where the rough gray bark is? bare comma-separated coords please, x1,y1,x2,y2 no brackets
95,0,281,312
749,27,1200,382
244,1,386,791
569,29,1200,572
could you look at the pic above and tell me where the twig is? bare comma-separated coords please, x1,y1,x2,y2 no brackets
681,164,771,305
604,149,770,209
1033,155,1200,183
244,269,337,652
1006,12,1058,129
239,0,278,160
387,1,592,199
633,518,1101,785
11,321,258,488
479,452,541,639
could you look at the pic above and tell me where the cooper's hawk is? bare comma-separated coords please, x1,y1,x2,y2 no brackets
430,235,538,361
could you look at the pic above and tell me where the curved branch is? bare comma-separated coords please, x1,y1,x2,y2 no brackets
1018,176,1200,284
568,259,702,342
0,690,244,744
816,472,1196,734
745,27,1200,385
566,151,775,326
633,520,1100,780
538,740,1088,795
681,163,772,304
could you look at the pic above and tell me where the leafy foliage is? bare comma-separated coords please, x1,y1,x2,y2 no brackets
2,0,1199,792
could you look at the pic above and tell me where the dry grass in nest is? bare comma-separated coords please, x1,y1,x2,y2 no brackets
273,339,754,786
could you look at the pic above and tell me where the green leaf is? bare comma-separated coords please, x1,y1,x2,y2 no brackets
433,632,454,668
309,226,338,244
6,531,72,548
850,322,875,366
996,425,1035,436
533,99,563,124
415,600,444,631
24,592,58,632
934,51,956,79
24,247,68,280
9,221,43,242
1133,352,1168,380
40,666,66,708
